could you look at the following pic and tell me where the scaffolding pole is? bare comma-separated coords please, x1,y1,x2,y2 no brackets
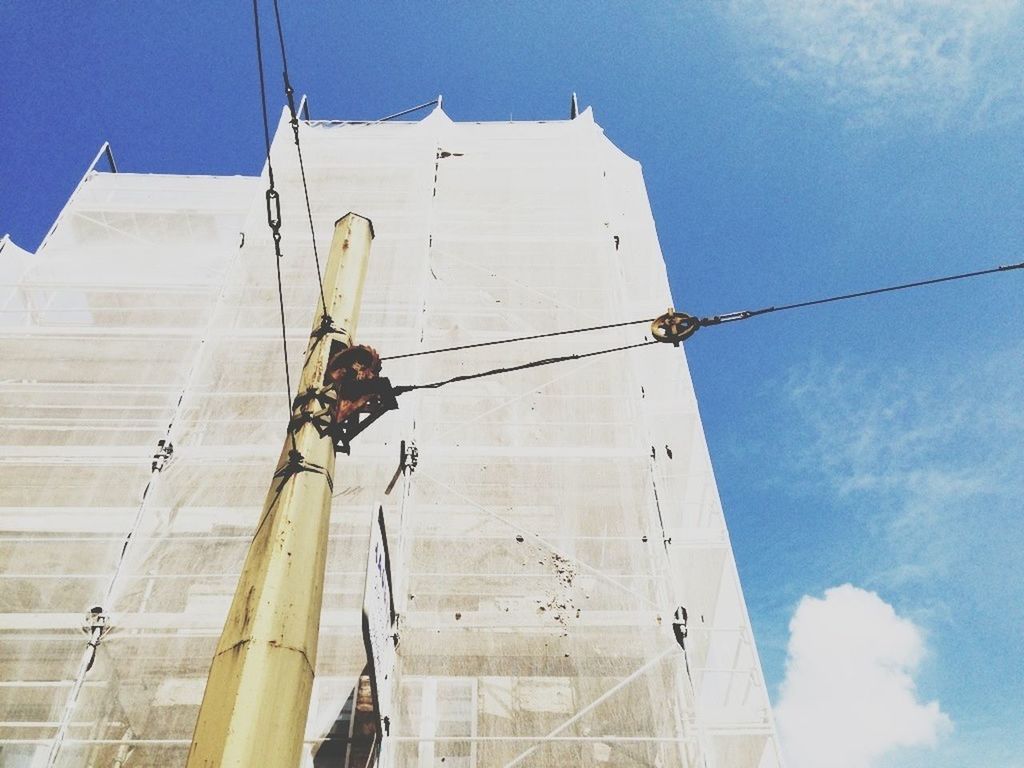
186,213,374,768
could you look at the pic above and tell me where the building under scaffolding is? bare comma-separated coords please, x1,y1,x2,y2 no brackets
0,103,782,767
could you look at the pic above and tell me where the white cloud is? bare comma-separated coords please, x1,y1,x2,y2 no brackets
775,584,951,768
766,347,1024,766
724,0,1024,126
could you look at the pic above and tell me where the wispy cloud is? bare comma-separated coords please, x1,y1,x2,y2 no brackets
783,346,1024,569
775,584,951,768
724,0,1024,127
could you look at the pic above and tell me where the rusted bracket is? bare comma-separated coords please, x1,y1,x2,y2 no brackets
331,377,399,454
320,344,400,454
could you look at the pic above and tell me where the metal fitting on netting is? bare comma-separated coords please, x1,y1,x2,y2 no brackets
672,605,689,648
82,606,109,673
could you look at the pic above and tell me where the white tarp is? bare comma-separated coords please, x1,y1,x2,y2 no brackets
0,107,781,768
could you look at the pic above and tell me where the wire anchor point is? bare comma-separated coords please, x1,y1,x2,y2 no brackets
651,309,700,346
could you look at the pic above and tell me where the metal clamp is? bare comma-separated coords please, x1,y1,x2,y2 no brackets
82,606,109,673
84,606,108,634
272,449,334,492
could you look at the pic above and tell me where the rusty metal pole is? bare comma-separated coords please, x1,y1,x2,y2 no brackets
186,213,374,768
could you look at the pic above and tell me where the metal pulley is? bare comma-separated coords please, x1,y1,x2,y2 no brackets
651,309,701,346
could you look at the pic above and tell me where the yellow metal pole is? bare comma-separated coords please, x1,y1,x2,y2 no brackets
186,213,374,768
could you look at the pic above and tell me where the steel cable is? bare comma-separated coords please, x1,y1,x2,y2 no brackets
382,317,654,361
270,0,328,313
386,259,1024,366
700,260,1024,326
386,259,1023,395
252,0,293,419
394,341,658,394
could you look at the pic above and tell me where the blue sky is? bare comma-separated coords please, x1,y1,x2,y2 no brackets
2,3,1023,766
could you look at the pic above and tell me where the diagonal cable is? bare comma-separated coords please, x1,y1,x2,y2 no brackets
383,317,653,361
394,341,658,395
270,0,328,313
700,260,1024,327
385,258,1024,366
368,98,441,124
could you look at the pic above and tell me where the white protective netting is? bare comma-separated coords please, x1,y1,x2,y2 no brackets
0,107,782,767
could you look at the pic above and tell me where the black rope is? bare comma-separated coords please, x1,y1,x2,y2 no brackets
271,0,328,314
394,341,658,394
382,317,654,361
700,260,1024,327
252,0,293,419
